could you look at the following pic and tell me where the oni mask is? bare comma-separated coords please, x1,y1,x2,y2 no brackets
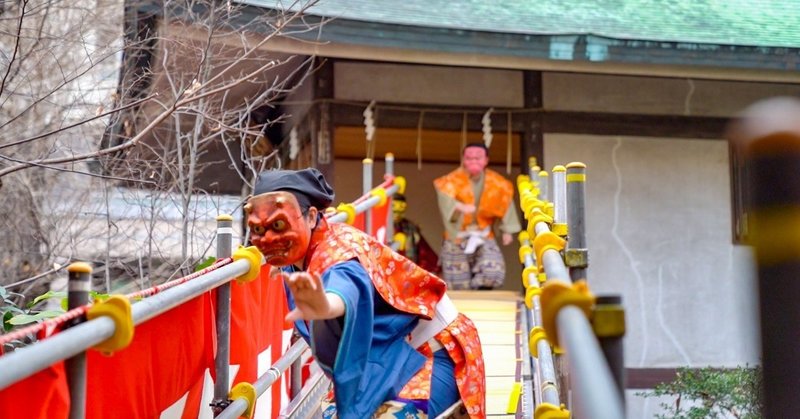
245,191,317,267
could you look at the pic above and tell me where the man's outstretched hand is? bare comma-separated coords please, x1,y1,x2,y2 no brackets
283,271,345,322
455,202,476,215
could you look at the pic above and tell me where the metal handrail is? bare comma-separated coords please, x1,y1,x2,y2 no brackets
518,161,625,418
0,258,252,390
327,184,399,224
520,236,562,408
218,339,310,419
278,370,331,419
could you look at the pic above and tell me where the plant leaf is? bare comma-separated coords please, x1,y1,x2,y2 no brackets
8,310,65,325
195,256,216,271
28,291,67,308
5,306,25,314
89,291,109,301
2,311,13,332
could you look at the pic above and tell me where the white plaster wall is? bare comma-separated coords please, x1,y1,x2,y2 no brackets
334,62,524,107
544,72,800,117
544,134,759,416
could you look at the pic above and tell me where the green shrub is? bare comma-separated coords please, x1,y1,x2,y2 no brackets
1,286,110,351
641,365,762,419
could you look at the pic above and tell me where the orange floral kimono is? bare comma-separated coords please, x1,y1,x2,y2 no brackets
304,219,486,418
434,168,514,239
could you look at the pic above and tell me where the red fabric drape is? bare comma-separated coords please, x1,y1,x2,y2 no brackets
230,266,291,418
85,292,215,419
0,361,69,419
353,197,391,242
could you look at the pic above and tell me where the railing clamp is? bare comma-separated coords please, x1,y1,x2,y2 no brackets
232,246,262,283
210,398,232,416
540,280,595,348
229,382,257,419
87,295,133,353
564,248,588,268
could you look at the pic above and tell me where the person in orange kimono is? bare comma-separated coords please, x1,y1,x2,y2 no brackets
434,143,521,290
245,168,485,419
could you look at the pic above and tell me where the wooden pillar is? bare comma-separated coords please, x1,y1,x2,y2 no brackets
523,69,571,407
313,59,335,185
521,71,544,174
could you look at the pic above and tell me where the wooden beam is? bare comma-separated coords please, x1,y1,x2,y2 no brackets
525,70,543,109
331,104,730,140
333,126,521,164
543,111,729,140
626,366,759,390
626,368,679,389
331,104,527,132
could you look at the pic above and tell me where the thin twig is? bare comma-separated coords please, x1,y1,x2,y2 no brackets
4,263,68,289
0,0,28,99
0,94,158,151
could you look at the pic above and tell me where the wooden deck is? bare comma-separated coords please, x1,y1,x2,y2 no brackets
449,290,522,418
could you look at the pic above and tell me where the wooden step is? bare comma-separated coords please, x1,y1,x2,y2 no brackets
449,290,522,416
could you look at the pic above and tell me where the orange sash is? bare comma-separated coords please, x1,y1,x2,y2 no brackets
306,219,445,319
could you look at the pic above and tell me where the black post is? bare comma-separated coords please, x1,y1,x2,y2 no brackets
594,295,626,407
566,163,588,283
65,262,92,419
212,215,233,415
730,97,800,417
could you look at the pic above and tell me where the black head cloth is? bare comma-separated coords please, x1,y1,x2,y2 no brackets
463,142,489,154
253,168,335,210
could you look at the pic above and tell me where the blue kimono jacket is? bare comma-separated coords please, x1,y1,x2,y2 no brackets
285,261,458,418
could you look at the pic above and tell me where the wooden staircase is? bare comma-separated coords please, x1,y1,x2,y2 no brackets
449,290,522,418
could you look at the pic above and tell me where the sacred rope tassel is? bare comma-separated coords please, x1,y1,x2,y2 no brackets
482,107,494,148
416,111,425,170
462,113,468,148
506,112,512,174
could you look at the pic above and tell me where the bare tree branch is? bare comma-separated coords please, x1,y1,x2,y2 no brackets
0,1,318,181
0,0,325,305
0,93,157,151
0,41,132,130
0,0,27,99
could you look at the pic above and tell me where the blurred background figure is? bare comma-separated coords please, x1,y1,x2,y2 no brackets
391,189,441,274
434,143,521,290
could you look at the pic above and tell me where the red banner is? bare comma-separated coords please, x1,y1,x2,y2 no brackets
0,362,69,419
353,196,391,242
85,292,215,419
0,266,291,419
0,294,214,419
230,266,291,418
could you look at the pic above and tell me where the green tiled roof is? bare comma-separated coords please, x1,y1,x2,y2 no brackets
246,0,800,48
